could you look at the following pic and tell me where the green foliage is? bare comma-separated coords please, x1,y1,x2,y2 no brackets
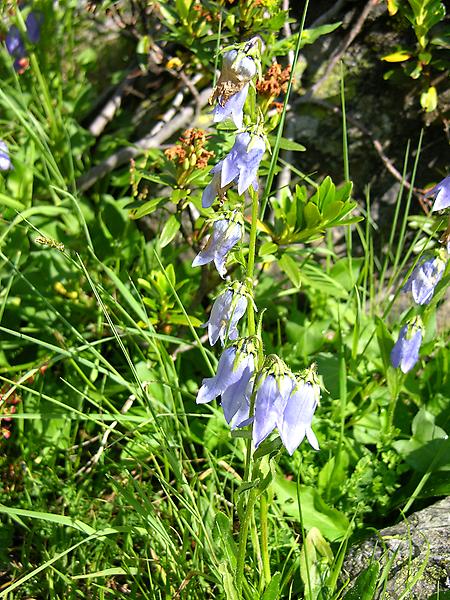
0,0,448,598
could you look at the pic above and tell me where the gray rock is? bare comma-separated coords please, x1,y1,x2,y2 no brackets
342,497,450,599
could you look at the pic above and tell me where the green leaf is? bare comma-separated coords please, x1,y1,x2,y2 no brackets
261,572,282,600
159,214,180,248
259,241,278,256
278,253,301,288
214,512,237,570
343,563,380,600
277,137,306,152
273,477,351,541
304,203,322,228
129,197,165,219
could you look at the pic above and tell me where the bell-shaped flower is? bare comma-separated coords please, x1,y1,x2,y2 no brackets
277,366,320,455
196,339,257,428
428,175,450,212
221,132,266,196
0,141,12,171
192,214,242,278
25,12,43,44
390,318,423,373
213,85,249,130
5,26,26,59
253,356,295,448
403,252,446,305
211,38,261,128
205,283,249,346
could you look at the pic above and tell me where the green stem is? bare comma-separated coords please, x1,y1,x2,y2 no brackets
260,493,271,587
235,186,260,593
246,187,259,337
235,489,257,596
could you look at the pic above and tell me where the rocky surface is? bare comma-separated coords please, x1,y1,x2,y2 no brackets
342,497,450,599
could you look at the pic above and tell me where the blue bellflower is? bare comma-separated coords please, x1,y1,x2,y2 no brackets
0,141,12,171
192,216,242,278
213,85,249,130
5,26,25,59
222,132,266,196
428,175,450,212
253,357,295,448
196,342,256,428
5,13,42,72
205,284,248,346
278,372,320,455
212,48,257,129
25,12,42,44
390,319,423,373
403,254,446,305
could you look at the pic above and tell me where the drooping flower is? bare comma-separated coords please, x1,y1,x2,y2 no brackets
253,356,295,448
25,12,42,44
210,37,261,128
5,12,42,73
222,132,266,196
277,366,320,455
0,141,12,171
403,252,447,305
202,132,266,207
205,283,249,346
427,175,450,212
196,339,257,428
5,26,26,59
390,318,423,373
213,84,250,130
192,214,242,278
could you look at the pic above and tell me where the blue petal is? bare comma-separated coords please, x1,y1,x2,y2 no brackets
221,356,254,423
213,85,248,129
196,347,242,404
253,375,293,448
278,383,319,454
207,290,233,346
430,176,450,211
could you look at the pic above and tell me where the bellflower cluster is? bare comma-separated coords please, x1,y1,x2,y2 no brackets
0,141,12,171
390,174,449,373
391,317,423,373
193,37,320,458
5,12,42,72
403,251,447,305
205,283,249,346
253,357,320,453
192,213,242,278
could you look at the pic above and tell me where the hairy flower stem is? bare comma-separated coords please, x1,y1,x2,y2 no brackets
245,187,259,337
235,188,261,594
